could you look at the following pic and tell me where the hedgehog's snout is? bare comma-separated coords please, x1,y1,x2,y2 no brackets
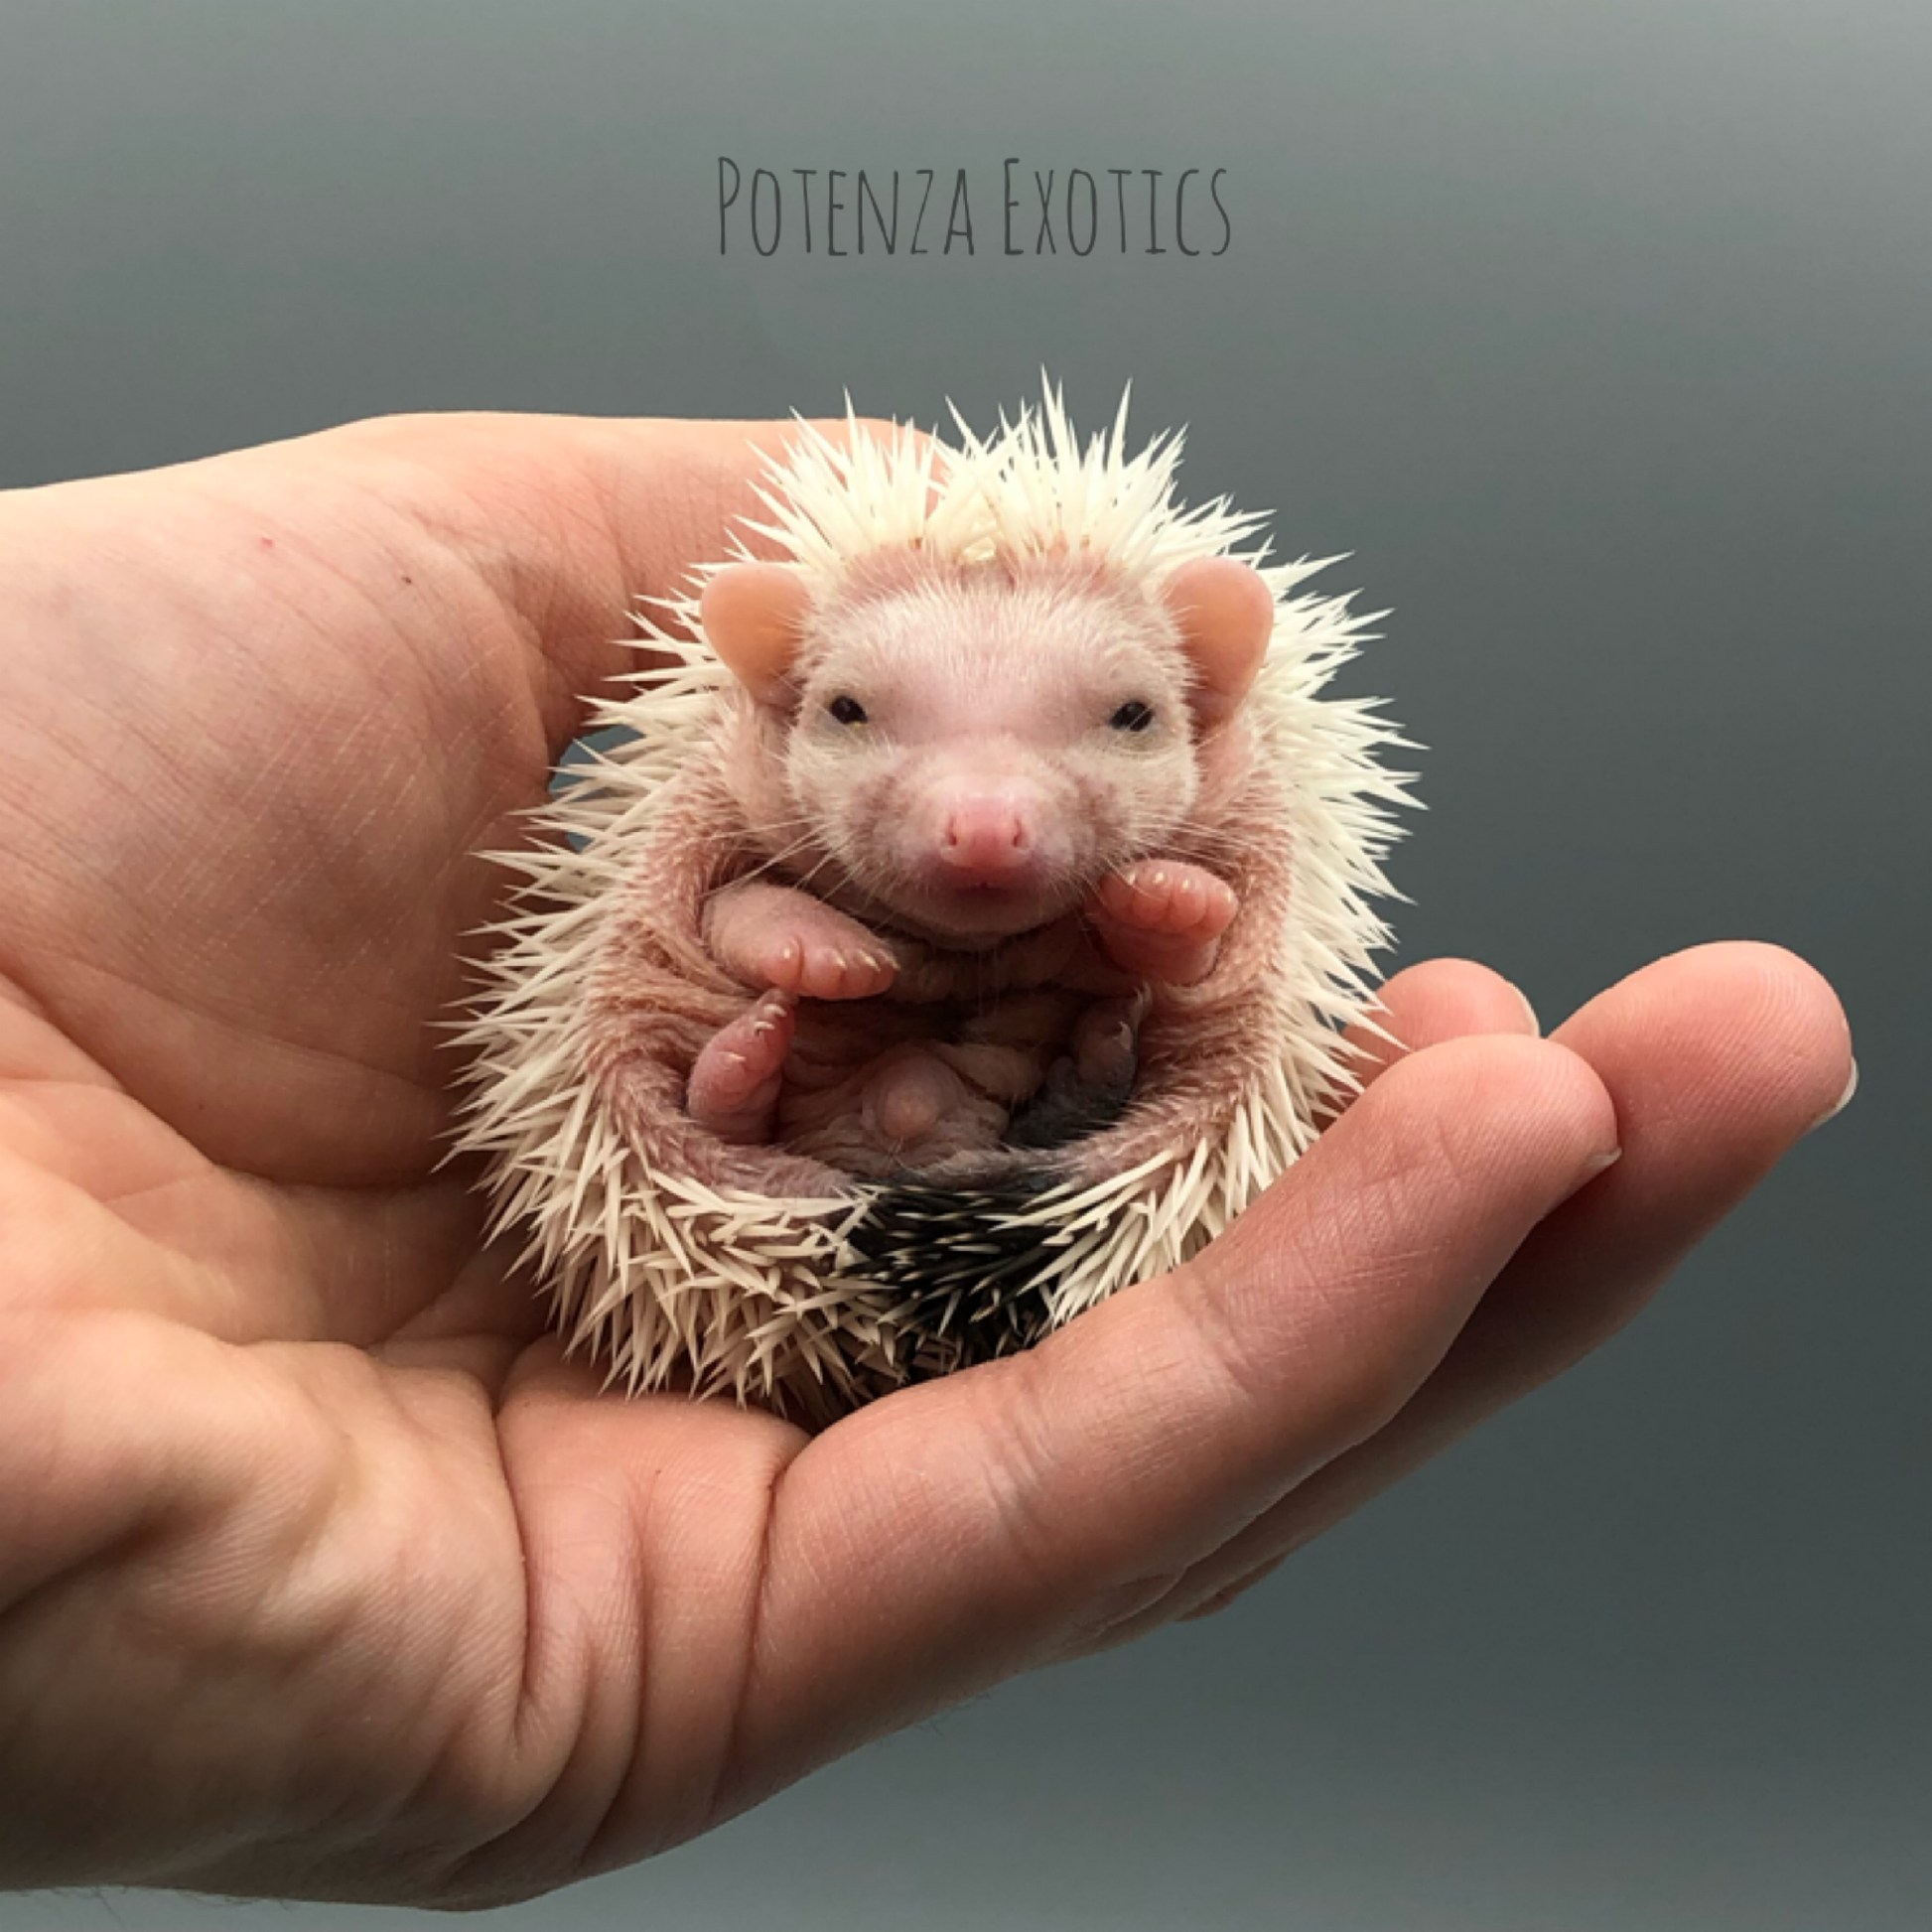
871,763,1080,937
935,790,1039,883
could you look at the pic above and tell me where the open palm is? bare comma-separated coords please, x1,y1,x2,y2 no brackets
0,413,1851,1906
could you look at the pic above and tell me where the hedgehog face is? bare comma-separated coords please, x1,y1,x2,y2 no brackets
781,573,1208,943
701,548,1278,947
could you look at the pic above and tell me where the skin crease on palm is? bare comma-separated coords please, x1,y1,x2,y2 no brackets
0,411,1853,1908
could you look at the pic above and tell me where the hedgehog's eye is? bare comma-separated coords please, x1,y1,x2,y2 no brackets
828,695,869,727
1110,700,1155,733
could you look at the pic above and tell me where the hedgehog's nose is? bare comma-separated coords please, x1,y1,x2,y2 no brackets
936,794,1034,881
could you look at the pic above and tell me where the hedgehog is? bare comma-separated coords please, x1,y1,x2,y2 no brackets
449,381,1411,1425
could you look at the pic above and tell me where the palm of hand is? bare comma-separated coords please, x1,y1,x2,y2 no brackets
0,416,813,1900
0,415,1852,1907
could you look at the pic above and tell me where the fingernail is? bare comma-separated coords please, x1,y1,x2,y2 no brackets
1557,1144,1622,1204
1508,980,1541,1037
1807,1056,1858,1133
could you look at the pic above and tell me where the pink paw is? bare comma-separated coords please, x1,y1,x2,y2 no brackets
1087,861,1238,985
688,992,796,1143
707,883,898,1001
756,926,898,1001
1092,860,1238,937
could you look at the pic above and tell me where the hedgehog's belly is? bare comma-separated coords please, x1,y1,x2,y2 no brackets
777,1043,1014,1176
770,984,1134,1178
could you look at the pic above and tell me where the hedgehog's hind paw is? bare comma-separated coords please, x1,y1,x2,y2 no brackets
687,991,795,1143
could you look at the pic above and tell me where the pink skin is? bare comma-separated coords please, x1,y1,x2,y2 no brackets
689,886,897,1145
860,1048,975,1149
1085,859,1239,986
703,883,898,1001
685,991,797,1144
937,791,1035,879
686,860,1236,1146
686,989,980,1155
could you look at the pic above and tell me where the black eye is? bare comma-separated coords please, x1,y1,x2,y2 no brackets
1110,700,1155,733
828,695,868,726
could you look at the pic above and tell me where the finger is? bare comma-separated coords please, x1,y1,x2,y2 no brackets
713,1032,1618,1809
1330,956,1541,1104
1101,939,1851,1637
455,1339,807,1891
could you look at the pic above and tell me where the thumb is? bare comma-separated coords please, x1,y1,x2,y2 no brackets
282,409,917,734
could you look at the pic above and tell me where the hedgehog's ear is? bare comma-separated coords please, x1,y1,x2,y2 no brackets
1162,557,1274,729
700,562,812,705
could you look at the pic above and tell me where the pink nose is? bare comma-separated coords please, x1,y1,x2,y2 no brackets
936,795,1033,880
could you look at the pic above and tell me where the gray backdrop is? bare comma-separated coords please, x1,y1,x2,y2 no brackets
1,2,1924,1927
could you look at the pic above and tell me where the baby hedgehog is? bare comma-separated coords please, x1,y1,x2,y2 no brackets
451,382,1410,1422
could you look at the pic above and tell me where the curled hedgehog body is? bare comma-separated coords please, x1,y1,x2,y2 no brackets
452,383,1411,1423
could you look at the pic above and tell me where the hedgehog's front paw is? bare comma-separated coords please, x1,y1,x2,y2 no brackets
769,922,898,1001
1087,860,1238,985
705,881,898,1000
688,991,796,1142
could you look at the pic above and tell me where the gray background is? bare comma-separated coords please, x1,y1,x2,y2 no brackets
1,1,1924,1926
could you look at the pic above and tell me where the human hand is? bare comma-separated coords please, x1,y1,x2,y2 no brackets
0,414,1853,1906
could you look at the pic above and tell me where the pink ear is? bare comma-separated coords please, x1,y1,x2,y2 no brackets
700,562,813,703
1161,557,1274,728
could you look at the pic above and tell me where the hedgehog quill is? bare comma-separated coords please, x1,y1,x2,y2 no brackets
451,382,1413,1423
